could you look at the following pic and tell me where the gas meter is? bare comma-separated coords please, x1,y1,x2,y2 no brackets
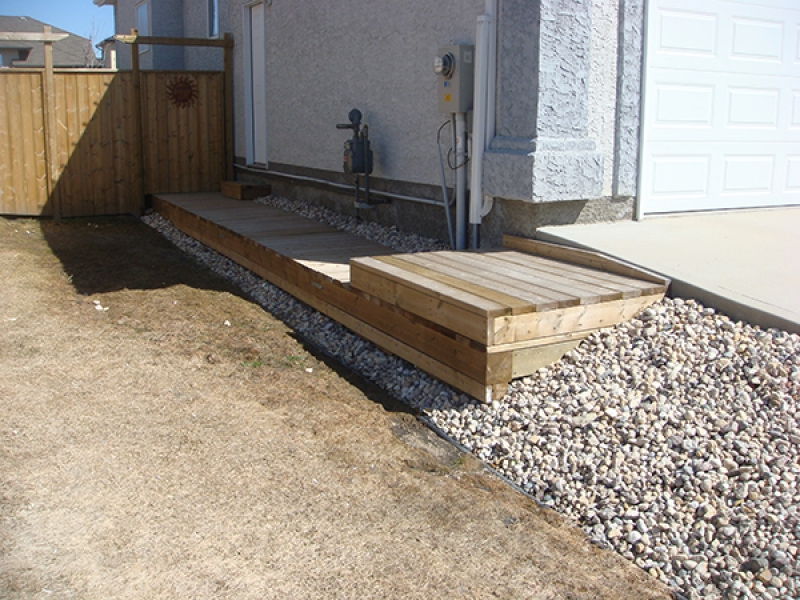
336,108,373,175
434,44,474,114
337,108,385,209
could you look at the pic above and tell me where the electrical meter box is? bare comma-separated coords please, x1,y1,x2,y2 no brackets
435,44,474,114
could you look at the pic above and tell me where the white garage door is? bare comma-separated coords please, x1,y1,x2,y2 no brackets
640,0,800,214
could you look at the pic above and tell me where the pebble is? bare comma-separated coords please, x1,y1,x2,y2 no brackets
142,198,800,600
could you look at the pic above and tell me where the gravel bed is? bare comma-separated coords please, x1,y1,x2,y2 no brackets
254,195,449,254
143,198,799,600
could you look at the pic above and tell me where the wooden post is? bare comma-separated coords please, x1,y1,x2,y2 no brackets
41,26,60,218
130,28,146,211
223,33,234,182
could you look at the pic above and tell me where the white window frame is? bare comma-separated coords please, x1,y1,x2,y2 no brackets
136,0,150,53
208,0,220,38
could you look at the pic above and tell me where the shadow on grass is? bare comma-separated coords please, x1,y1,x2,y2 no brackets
40,215,417,416
40,215,245,297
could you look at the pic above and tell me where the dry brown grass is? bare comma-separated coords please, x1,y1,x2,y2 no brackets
0,216,671,599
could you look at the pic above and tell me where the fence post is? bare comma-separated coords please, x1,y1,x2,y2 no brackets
130,28,146,211
41,26,60,218
223,33,234,182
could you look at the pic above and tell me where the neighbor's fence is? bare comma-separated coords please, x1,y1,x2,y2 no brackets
0,29,232,218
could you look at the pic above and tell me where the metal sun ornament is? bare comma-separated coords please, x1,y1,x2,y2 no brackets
166,75,199,108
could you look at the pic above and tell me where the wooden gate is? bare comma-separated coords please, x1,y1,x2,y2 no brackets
0,30,232,218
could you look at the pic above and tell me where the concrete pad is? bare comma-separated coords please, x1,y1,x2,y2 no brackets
536,207,800,334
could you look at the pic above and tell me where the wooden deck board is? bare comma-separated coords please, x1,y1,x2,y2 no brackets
464,252,625,304
153,192,668,402
486,250,664,297
427,251,613,305
394,253,580,310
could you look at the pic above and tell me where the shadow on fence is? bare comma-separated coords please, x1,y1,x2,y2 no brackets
0,69,226,219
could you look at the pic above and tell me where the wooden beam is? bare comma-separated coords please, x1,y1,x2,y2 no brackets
490,293,664,346
41,26,60,218
130,29,145,210
0,32,68,42
223,33,234,181
114,34,233,48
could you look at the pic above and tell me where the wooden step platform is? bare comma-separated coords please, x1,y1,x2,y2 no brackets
153,192,668,402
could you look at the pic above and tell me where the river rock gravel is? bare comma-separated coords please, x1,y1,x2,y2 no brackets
143,198,799,600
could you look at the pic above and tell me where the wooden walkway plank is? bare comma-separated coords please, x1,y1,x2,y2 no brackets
398,252,579,310
492,251,664,297
359,255,525,315
436,251,619,305
221,216,332,235
503,235,669,286
470,251,627,303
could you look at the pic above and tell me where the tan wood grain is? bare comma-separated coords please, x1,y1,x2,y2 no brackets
503,235,669,287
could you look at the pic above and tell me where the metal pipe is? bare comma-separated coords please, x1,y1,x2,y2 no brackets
234,164,449,208
437,123,456,249
455,112,468,250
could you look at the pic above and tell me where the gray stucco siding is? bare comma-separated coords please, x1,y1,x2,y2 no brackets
250,0,484,188
612,0,644,199
182,0,224,71
112,0,185,70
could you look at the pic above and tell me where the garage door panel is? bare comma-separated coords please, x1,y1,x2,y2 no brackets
722,156,775,195
731,17,784,62
658,10,718,57
792,92,800,129
645,76,793,142
653,84,715,127
642,0,800,213
727,87,779,127
643,142,800,213
648,155,711,198
787,157,800,191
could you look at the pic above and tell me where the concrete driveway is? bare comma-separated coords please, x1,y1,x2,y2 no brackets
537,206,800,334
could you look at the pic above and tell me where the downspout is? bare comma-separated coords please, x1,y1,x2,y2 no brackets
468,0,497,248
483,0,497,219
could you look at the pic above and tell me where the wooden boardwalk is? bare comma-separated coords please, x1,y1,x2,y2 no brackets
154,192,668,401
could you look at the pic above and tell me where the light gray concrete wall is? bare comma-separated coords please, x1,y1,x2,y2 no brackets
484,0,606,204
232,0,484,186
182,0,224,71
589,0,619,198
112,0,185,70
113,0,136,70
151,0,185,69
613,0,645,199
222,0,645,245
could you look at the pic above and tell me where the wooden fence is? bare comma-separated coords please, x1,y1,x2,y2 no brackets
0,31,231,218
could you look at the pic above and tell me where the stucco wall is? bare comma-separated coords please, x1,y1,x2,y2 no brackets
151,0,185,68
113,0,185,70
588,0,619,198
613,0,644,199
113,0,135,70
233,0,484,186
182,0,224,71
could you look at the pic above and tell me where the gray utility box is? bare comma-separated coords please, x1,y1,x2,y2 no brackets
436,44,474,114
